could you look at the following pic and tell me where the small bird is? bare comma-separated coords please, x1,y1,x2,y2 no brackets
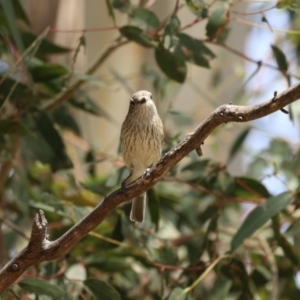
120,90,164,222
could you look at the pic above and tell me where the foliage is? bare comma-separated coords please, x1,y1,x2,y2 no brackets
0,0,300,299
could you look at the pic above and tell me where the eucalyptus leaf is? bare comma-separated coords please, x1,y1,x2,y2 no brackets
228,128,250,162
120,25,156,48
185,0,208,18
168,287,185,300
175,33,215,68
19,278,66,299
130,8,160,30
230,192,294,252
155,47,187,83
84,278,121,300
30,64,69,82
271,45,289,71
206,5,229,40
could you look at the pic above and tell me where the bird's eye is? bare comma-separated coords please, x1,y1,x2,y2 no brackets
150,94,152,99
140,97,146,104
130,100,135,106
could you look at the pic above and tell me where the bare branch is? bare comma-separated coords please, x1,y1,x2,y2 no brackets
1,81,300,293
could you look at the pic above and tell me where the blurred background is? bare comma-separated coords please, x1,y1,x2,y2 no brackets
1,0,300,299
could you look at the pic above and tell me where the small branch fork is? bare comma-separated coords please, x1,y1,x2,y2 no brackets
1,81,300,293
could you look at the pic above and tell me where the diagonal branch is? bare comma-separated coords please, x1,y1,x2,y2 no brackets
1,81,300,293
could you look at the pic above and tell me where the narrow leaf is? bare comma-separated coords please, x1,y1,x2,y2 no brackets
155,47,187,83
30,64,69,82
164,14,181,36
206,5,229,40
130,8,160,30
120,26,156,48
276,0,300,9
105,0,115,21
69,92,113,121
271,45,289,71
51,104,81,135
22,32,71,55
175,33,215,68
19,278,65,299
168,287,185,300
230,192,294,252
272,215,300,265
185,0,208,18
34,111,73,171
84,278,121,300
1,0,25,53
228,128,250,162
12,0,30,25
233,177,270,198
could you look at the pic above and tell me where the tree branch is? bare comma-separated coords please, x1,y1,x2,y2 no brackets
1,81,300,293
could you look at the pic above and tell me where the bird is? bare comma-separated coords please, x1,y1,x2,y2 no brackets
120,90,164,222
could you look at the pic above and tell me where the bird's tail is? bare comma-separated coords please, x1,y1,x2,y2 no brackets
130,192,146,223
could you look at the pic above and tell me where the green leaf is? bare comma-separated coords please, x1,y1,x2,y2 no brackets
182,159,210,172
233,177,270,198
276,0,300,9
120,26,156,48
185,0,208,18
220,258,252,297
163,14,181,49
130,8,160,30
153,246,178,265
0,118,32,135
112,0,130,12
12,0,30,25
29,200,71,219
271,45,289,71
51,104,81,135
230,192,294,252
206,5,229,40
105,0,115,21
19,278,65,299
155,47,187,83
22,32,71,55
175,33,215,68
147,188,160,231
168,287,185,300
228,128,250,162
69,92,112,120
85,256,130,273
286,217,300,236
84,278,121,300
1,0,25,53
34,111,73,171
74,72,109,90
0,77,45,108
165,14,181,37
272,215,300,265
30,64,69,82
